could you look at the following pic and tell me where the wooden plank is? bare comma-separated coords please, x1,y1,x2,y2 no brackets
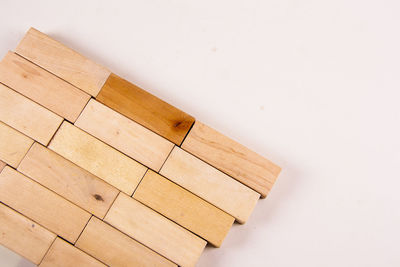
75,99,174,171
0,203,56,265
48,121,147,195
39,238,105,267
104,193,206,267
160,147,260,223
0,52,90,122
133,170,234,247
18,143,119,219
0,167,91,243
0,160,5,172
0,83,63,145
0,121,33,168
96,73,195,145
182,121,281,197
15,27,111,96
76,217,177,267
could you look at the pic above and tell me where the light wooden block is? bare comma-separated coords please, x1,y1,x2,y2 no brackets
133,170,234,247
96,73,195,145
75,99,174,171
18,143,119,219
182,121,281,198
39,238,106,267
48,121,147,195
0,121,33,168
0,167,91,243
15,28,111,96
104,193,206,267
76,217,177,267
0,160,5,172
0,83,63,145
160,147,260,223
0,203,56,265
0,52,90,122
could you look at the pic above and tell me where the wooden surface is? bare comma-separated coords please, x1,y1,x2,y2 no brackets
75,99,174,171
0,203,56,265
0,167,91,243
76,217,177,267
96,73,195,145
18,143,119,219
0,51,90,122
0,160,5,172
15,28,111,96
182,121,281,197
49,122,147,195
160,147,260,223
39,238,106,267
104,193,206,267
133,170,234,247
0,121,33,168
0,83,63,145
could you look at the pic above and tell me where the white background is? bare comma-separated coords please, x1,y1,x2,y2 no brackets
0,0,399,266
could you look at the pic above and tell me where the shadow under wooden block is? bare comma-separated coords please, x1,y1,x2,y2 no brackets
0,203,56,265
76,217,177,267
0,167,91,243
0,160,5,172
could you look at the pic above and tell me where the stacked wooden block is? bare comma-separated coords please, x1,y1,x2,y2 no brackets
0,28,281,266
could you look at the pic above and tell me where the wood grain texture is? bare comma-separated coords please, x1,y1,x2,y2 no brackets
0,160,5,172
160,147,260,223
96,73,195,145
48,122,147,195
133,170,234,247
18,143,119,219
75,99,174,171
182,121,281,197
104,193,206,267
76,217,177,267
0,52,90,122
0,203,56,265
0,167,91,243
39,238,106,267
0,121,33,168
15,27,111,96
0,83,63,145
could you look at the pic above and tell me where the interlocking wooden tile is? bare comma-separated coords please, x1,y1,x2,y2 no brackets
0,52,90,122
75,99,174,171
48,121,147,195
182,121,281,198
160,146,260,223
133,170,234,247
0,83,63,145
104,193,206,267
0,203,56,265
0,121,33,168
15,28,111,96
76,216,177,267
39,237,106,267
0,167,91,243
18,143,119,219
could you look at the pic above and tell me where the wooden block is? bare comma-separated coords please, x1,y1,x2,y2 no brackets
133,170,234,247
160,147,260,223
15,28,111,96
0,203,56,265
75,99,174,171
182,121,281,198
104,193,206,267
0,52,90,122
96,73,195,145
76,217,177,267
0,167,91,243
0,160,5,172
48,121,147,195
39,238,105,267
18,143,119,219
0,121,33,168
0,83,63,145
